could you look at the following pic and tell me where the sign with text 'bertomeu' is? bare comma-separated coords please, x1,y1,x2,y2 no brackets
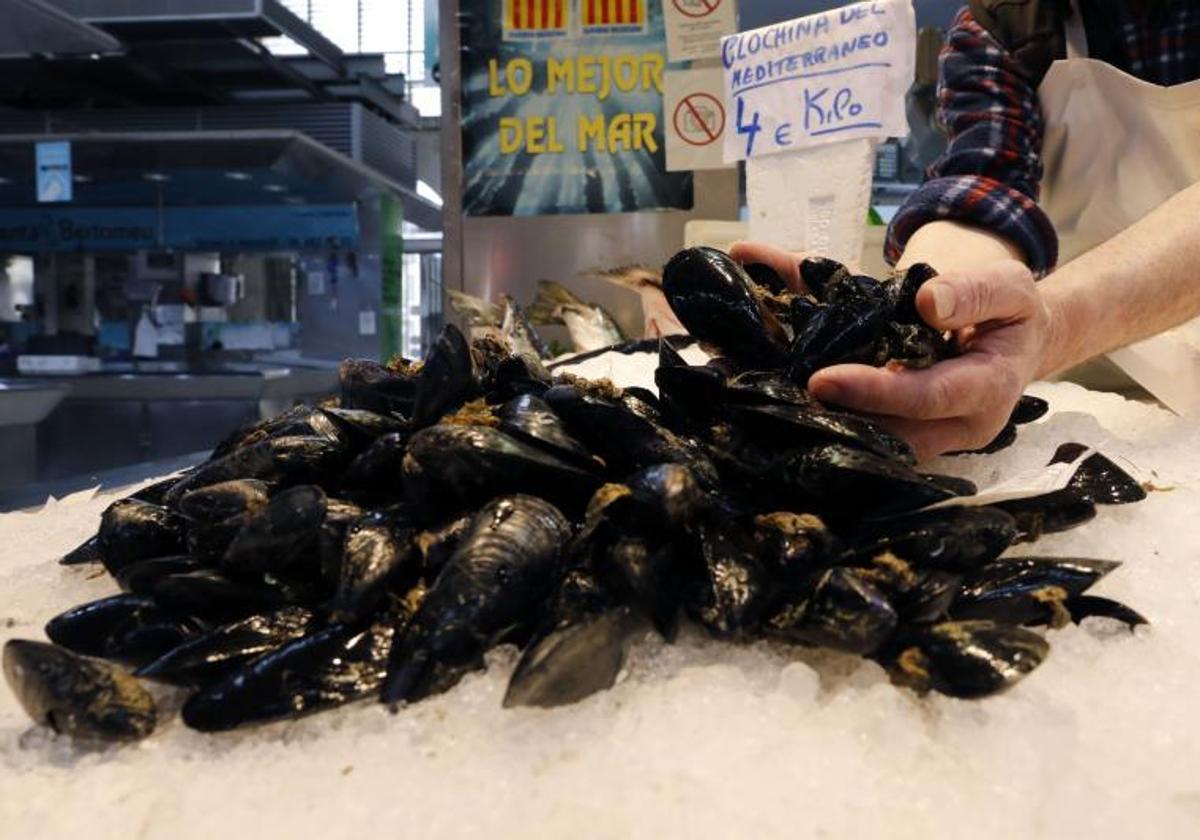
720,0,914,162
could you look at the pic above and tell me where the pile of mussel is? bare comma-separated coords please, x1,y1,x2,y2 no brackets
3,247,1149,745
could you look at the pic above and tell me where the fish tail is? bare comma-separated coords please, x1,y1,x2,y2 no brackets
527,280,584,324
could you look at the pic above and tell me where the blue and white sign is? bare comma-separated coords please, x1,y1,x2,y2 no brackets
35,141,73,203
0,205,359,253
721,0,914,161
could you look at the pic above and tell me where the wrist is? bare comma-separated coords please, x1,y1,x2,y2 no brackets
1035,278,1086,379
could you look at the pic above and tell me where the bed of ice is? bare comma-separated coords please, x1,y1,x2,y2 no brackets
3,372,1200,840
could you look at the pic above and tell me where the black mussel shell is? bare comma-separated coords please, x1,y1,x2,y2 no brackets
787,299,892,387
1011,395,1050,425
223,485,327,575
182,620,393,732
411,323,480,428
164,435,351,507
338,432,409,498
950,422,1018,456
1061,595,1148,628
825,274,890,310
764,567,898,655
752,512,839,576
989,489,1096,543
319,407,407,446
730,402,916,465
331,510,419,625
115,556,207,595
3,639,156,742
496,393,598,470
45,594,200,667
339,358,419,417
798,257,849,300
402,423,602,514
743,262,790,295
887,620,1049,699
686,521,770,638
129,475,186,506
138,606,317,686
153,570,293,624
415,514,473,577
772,444,956,518
895,570,963,624
98,499,188,575
887,262,938,325
662,247,790,367
60,534,105,566
949,557,1120,627
382,495,572,705
843,506,1017,571
504,608,632,709
177,479,271,524
1048,444,1146,505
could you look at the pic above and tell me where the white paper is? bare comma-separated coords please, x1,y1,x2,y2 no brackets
663,68,733,171
923,448,1094,511
358,310,377,336
721,0,915,162
665,0,738,61
306,271,326,296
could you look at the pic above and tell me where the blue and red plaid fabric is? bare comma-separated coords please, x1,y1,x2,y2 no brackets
886,3,1200,274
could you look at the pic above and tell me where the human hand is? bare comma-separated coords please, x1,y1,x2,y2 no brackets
728,241,809,293
807,260,1050,460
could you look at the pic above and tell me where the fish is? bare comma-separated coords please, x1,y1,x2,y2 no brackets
500,296,552,360
527,280,626,352
584,264,687,339
446,289,504,326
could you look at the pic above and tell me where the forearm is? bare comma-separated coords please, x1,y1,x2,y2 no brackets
1037,181,1200,377
896,219,1025,272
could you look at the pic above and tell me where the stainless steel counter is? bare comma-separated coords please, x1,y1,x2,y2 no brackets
0,360,340,487
0,383,70,492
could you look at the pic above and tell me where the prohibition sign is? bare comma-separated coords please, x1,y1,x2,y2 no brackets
672,0,721,19
673,92,725,146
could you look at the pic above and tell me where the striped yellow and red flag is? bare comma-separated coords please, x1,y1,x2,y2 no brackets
508,0,566,30
582,0,644,25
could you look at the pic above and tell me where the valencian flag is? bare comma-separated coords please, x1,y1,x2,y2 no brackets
503,0,568,38
581,0,646,33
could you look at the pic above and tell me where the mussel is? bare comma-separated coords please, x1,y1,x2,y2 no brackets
3,639,156,742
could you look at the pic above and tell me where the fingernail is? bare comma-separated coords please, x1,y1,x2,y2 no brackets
930,283,956,320
811,381,844,404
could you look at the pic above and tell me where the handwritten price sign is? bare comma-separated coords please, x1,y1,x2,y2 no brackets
721,0,914,161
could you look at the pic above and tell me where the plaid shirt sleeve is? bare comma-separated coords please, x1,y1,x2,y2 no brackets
885,8,1059,274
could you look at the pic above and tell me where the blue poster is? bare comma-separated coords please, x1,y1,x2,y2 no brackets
460,0,693,216
35,142,73,203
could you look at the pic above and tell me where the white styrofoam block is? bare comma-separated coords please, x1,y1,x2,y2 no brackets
746,138,877,269
683,220,748,252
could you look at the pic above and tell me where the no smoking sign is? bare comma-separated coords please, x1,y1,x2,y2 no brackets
663,68,731,171
672,0,722,19
673,93,725,147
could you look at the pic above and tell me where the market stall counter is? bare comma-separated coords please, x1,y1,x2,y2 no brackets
2,361,338,497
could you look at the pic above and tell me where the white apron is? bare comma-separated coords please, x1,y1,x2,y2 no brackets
1038,2,1200,413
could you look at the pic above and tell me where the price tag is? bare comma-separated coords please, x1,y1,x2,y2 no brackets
721,0,914,162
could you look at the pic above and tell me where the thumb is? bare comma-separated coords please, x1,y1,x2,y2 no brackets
915,261,1037,330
